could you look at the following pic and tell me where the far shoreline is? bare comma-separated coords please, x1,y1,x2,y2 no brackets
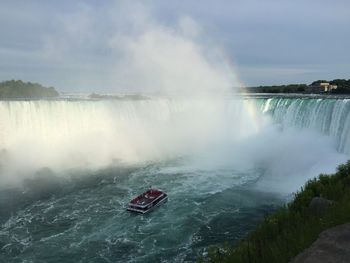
1,92,350,101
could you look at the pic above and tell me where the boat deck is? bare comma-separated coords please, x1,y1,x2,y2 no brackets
130,189,163,207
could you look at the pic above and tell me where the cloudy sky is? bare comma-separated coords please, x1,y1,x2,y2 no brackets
0,0,349,92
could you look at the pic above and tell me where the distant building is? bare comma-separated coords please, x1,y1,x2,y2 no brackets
319,82,338,92
306,82,338,93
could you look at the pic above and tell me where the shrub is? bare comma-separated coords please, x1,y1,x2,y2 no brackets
204,160,350,263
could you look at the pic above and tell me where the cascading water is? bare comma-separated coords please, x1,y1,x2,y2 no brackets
256,97,350,154
0,98,263,184
1,97,348,173
0,96,349,262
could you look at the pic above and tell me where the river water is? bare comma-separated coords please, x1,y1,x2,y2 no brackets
0,96,349,262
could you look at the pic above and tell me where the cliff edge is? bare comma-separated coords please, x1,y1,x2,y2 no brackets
291,223,350,263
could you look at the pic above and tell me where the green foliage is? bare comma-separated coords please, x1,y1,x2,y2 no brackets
0,80,59,99
245,84,307,93
203,160,350,263
243,79,350,94
330,79,350,94
311,80,328,85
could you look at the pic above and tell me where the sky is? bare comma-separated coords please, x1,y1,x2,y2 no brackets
0,0,349,92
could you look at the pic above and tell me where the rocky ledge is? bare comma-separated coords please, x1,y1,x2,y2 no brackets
291,223,350,263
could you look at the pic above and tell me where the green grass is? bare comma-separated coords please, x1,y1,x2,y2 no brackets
202,160,350,263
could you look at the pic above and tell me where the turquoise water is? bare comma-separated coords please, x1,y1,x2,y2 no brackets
0,163,282,262
255,97,350,153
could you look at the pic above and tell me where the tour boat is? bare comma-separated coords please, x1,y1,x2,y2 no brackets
127,189,168,214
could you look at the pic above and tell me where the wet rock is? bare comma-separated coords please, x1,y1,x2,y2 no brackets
291,223,350,263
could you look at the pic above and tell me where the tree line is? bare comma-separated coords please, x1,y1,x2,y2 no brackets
243,79,350,94
0,80,59,98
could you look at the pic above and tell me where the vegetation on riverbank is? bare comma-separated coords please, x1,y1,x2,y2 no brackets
0,80,59,99
243,79,350,94
203,160,350,263
328,79,350,94
243,84,307,93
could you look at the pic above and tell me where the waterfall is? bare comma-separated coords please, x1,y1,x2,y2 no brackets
256,98,350,154
0,99,257,173
0,97,349,184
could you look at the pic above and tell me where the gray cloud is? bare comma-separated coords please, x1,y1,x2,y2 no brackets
0,0,349,91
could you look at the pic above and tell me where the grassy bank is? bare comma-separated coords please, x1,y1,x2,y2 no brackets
203,160,350,263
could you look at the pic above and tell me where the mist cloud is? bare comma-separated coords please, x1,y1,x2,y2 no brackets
37,1,240,94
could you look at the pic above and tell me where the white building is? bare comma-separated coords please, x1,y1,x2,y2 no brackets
319,82,337,92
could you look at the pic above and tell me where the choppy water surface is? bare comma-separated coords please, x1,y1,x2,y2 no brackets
0,162,283,263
